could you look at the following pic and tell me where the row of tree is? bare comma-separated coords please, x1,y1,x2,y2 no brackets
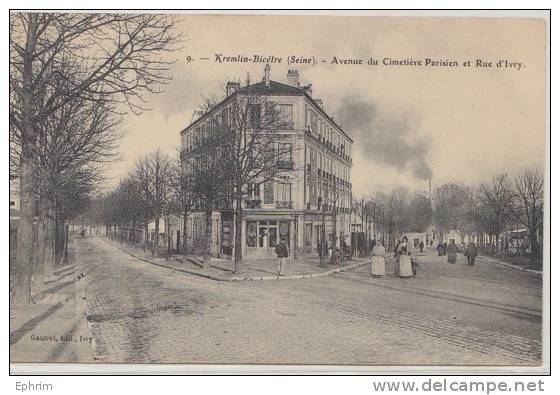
357,167,544,258
94,89,295,273
9,13,181,304
354,189,432,248
433,168,544,257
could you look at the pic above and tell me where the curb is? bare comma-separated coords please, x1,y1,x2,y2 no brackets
72,240,96,362
478,255,542,274
107,240,370,281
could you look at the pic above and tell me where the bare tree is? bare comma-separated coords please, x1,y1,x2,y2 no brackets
38,95,120,273
220,93,295,273
10,12,181,304
510,167,544,258
133,150,171,257
478,174,514,253
321,186,349,263
168,156,195,262
11,71,120,291
406,192,432,233
433,183,470,242
187,119,228,269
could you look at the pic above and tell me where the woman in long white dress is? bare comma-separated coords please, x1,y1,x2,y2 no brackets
371,241,386,277
396,237,414,278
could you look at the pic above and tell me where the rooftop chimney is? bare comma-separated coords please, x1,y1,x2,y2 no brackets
264,64,271,88
226,81,240,96
303,83,313,97
286,69,299,87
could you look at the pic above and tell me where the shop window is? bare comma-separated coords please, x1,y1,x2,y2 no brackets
279,222,290,247
246,221,257,247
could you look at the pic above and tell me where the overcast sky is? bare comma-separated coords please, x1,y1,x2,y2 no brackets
106,14,546,197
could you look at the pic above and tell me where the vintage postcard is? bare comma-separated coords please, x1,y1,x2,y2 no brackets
9,11,549,374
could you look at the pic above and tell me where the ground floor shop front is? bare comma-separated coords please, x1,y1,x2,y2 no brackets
241,210,352,259
181,210,351,259
125,210,352,260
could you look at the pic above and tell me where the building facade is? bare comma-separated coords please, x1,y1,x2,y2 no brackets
180,67,353,258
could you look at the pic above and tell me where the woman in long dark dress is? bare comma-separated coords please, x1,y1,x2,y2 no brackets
447,240,459,264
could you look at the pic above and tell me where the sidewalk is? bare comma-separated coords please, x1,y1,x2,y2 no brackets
419,248,542,274
105,237,371,281
478,254,543,274
10,240,94,363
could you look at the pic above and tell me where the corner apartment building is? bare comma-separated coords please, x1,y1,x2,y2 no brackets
180,66,353,258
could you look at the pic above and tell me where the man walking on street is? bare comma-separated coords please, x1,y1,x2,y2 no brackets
437,241,444,256
275,238,289,276
465,241,478,266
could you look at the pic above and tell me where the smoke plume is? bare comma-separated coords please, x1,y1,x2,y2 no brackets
335,96,433,180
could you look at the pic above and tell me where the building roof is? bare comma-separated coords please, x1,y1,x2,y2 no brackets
235,80,306,96
180,79,353,143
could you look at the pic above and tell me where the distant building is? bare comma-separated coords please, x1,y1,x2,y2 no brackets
180,67,353,258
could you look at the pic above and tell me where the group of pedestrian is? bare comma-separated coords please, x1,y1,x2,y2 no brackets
437,240,478,265
370,237,480,278
369,236,415,278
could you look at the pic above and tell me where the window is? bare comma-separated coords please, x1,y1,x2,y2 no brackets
277,183,292,204
277,143,292,168
250,104,261,128
279,104,293,129
263,181,274,204
222,108,229,127
311,111,317,135
248,183,260,198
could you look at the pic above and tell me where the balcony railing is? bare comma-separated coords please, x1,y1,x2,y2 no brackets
277,160,294,170
275,201,293,209
244,199,262,209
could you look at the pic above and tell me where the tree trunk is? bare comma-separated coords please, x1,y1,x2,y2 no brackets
63,222,69,264
144,222,149,252
54,210,65,264
234,201,243,274
43,209,56,281
182,210,188,262
330,209,338,264
166,218,171,260
202,209,213,270
529,232,539,259
13,157,39,304
29,216,41,298
31,205,47,296
154,216,160,256
11,18,38,304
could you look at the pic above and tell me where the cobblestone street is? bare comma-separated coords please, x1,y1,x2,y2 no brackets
78,237,542,366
